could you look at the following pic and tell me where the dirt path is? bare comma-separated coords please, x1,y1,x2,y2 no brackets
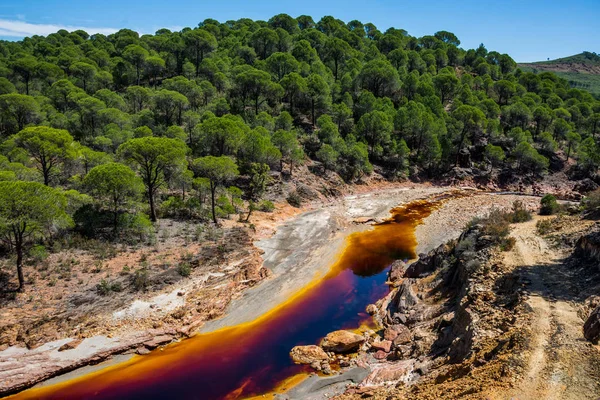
501,218,600,400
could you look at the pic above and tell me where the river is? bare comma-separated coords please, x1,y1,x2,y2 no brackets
9,199,439,400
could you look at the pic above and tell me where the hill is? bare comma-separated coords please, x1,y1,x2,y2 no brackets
519,51,600,95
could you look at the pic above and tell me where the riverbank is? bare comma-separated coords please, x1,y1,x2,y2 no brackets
1,185,541,398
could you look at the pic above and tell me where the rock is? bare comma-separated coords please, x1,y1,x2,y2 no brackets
371,340,392,353
584,305,600,343
143,335,173,349
373,350,388,360
392,325,412,345
574,178,599,194
387,260,406,286
384,324,410,343
320,330,365,353
290,345,329,365
366,304,377,315
136,347,151,355
57,339,83,352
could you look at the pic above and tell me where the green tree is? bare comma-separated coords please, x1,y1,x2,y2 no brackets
184,29,217,77
306,73,330,125
192,156,239,224
12,56,38,95
280,72,307,114
245,162,270,222
433,72,459,104
565,131,581,159
316,143,339,172
123,45,149,86
118,137,188,221
14,126,75,185
194,116,245,156
0,93,41,133
0,181,71,290
83,162,143,233
70,62,97,92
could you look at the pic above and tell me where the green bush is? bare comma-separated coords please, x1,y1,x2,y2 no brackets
500,237,516,251
96,279,123,295
132,268,149,291
536,219,553,235
582,189,600,214
28,245,48,264
508,200,532,223
287,191,302,208
258,200,275,212
482,209,511,240
177,262,191,277
540,194,559,215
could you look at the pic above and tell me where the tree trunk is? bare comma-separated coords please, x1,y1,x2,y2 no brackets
16,240,24,291
210,182,217,224
245,201,253,222
312,99,315,125
148,186,157,222
567,143,572,160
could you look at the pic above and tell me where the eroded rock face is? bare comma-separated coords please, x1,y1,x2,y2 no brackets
387,260,406,286
320,330,365,353
290,345,329,365
584,306,600,343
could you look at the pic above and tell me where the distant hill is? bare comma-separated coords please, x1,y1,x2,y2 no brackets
519,51,600,96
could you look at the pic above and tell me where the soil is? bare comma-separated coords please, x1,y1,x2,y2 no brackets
335,214,600,400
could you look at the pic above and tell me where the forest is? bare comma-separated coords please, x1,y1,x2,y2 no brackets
1,14,600,290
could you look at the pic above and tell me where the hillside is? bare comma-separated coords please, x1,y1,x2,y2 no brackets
519,51,600,95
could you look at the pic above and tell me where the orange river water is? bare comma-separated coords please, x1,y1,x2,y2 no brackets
8,198,442,400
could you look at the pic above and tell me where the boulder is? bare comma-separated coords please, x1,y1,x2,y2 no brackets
366,304,378,315
392,325,412,345
384,324,411,343
371,340,392,353
290,345,329,365
584,305,600,343
320,330,365,353
387,260,406,286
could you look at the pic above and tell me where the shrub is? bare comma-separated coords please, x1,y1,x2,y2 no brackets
483,209,511,240
582,189,600,214
540,194,559,215
536,219,553,235
258,200,275,212
132,268,149,291
500,237,516,251
28,245,48,264
177,262,191,277
287,191,302,208
97,279,123,295
96,279,111,295
508,200,532,223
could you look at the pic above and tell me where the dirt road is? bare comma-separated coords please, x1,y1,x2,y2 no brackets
500,218,600,400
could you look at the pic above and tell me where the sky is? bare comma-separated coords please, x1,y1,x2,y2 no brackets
0,0,598,62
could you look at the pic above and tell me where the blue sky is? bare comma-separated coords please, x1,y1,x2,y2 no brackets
0,0,598,62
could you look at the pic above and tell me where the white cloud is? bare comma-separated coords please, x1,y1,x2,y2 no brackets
0,19,118,38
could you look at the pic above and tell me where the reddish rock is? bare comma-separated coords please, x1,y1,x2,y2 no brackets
136,347,151,355
290,345,328,365
143,335,173,349
371,340,392,353
391,325,412,345
373,350,388,360
320,330,365,353
57,339,82,352
384,324,411,343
